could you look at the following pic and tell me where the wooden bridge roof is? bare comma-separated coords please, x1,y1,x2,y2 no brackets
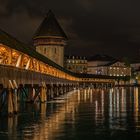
0,29,129,80
0,29,69,72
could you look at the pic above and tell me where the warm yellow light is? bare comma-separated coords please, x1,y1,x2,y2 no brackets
0,46,6,51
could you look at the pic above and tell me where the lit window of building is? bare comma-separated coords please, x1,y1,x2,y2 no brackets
64,56,87,74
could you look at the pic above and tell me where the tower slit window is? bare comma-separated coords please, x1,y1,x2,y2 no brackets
55,48,57,54
44,48,46,54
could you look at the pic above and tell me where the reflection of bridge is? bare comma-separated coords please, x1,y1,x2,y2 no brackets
0,30,128,116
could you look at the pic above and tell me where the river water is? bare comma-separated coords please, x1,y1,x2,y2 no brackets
0,87,140,140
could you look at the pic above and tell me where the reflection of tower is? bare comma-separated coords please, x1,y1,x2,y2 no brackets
33,10,67,67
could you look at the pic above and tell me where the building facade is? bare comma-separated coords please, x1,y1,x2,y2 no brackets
130,62,140,84
64,56,87,73
33,10,67,67
130,62,140,71
88,54,115,74
88,58,131,77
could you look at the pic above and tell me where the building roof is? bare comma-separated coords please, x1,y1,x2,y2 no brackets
65,55,87,60
88,60,126,67
103,60,120,66
88,54,116,62
34,10,67,39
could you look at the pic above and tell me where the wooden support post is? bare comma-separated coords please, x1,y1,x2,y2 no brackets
63,85,65,94
8,88,14,116
0,87,3,112
40,85,47,103
59,85,63,95
13,89,18,114
13,80,18,114
102,83,104,89
42,82,47,102
67,85,69,92
47,85,51,101
53,85,57,97
50,84,54,99
65,84,68,93
56,85,59,96
66,85,69,92
27,86,34,103
40,86,45,103
44,87,47,102
0,89,6,113
70,85,73,91
7,80,18,116
65,85,67,93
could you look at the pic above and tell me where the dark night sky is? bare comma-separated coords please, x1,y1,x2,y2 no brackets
0,0,140,59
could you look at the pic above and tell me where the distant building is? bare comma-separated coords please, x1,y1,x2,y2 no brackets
130,61,140,84
130,62,140,71
87,55,131,76
64,56,87,73
88,54,115,68
87,54,115,74
33,10,67,67
104,60,131,76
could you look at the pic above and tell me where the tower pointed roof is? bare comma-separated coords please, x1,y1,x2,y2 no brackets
34,10,67,39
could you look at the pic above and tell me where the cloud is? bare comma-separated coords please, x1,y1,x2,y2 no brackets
76,0,95,11
0,0,9,16
58,18,79,39
0,0,140,58
0,9,41,43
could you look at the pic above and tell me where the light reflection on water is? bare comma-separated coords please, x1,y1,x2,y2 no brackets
0,88,140,140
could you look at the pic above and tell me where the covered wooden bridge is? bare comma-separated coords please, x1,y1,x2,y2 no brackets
0,29,128,116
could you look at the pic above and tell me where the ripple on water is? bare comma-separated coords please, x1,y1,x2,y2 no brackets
0,88,140,140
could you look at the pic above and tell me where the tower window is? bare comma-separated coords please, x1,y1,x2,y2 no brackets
55,48,57,54
44,48,46,54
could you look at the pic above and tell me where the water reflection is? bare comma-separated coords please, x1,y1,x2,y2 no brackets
0,88,140,140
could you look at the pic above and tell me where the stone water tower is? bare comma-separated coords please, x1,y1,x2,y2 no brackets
33,10,67,67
